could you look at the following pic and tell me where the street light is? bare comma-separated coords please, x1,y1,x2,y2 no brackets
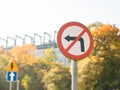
7,36,16,48
0,37,7,48
15,35,25,45
24,34,33,45
33,33,42,45
43,32,51,48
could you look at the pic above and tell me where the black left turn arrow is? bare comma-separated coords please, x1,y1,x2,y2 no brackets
64,35,85,52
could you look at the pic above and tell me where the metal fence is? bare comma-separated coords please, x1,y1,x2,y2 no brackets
0,31,58,49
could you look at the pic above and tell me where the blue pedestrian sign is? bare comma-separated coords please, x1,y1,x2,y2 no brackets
7,71,18,82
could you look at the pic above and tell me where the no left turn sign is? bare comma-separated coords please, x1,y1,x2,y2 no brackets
57,22,93,60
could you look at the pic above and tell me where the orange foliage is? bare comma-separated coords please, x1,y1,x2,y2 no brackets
92,24,119,37
9,44,38,64
0,47,4,54
91,24,120,59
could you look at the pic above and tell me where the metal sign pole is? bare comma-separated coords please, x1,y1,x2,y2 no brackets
57,22,93,90
17,80,19,90
9,82,12,90
71,60,77,90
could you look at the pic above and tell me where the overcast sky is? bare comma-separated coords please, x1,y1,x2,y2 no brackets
0,0,120,46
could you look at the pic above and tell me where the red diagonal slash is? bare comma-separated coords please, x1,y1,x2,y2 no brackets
66,30,86,51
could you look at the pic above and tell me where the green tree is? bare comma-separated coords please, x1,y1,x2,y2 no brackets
42,48,57,62
78,57,104,90
21,74,32,90
43,63,71,90
88,21,102,30
0,47,9,90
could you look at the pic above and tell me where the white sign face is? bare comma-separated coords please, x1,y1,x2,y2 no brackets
61,26,90,55
57,22,93,60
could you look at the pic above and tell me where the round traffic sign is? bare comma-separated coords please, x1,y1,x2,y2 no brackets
57,22,93,60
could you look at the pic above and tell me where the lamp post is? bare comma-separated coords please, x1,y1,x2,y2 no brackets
0,37,7,48
7,36,16,48
15,35,24,45
24,34,33,45
33,33,42,45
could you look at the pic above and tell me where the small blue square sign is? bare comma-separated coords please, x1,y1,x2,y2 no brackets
7,71,18,82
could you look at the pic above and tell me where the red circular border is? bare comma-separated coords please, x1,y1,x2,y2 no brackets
57,22,93,60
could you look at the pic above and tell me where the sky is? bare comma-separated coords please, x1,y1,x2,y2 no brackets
0,0,120,46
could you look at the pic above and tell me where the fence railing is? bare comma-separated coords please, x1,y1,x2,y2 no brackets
0,31,58,49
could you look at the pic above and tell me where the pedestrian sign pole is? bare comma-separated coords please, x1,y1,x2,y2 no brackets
5,58,19,90
57,22,93,90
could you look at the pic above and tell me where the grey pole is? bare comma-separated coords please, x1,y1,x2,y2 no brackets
0,37,7,48
15,35,24,45
34,33,42,45
24,34,33,45
71,60,78,90
7,36,16,47
44,32,51,48
9,82,12,90
16,80,19,90
54,31,57,48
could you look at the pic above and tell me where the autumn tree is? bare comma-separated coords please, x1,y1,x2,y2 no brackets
91,24,120,89
20,47,70,90
78,24,120,90
0,45,62,90
9,44,39,64
7,44,43,90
